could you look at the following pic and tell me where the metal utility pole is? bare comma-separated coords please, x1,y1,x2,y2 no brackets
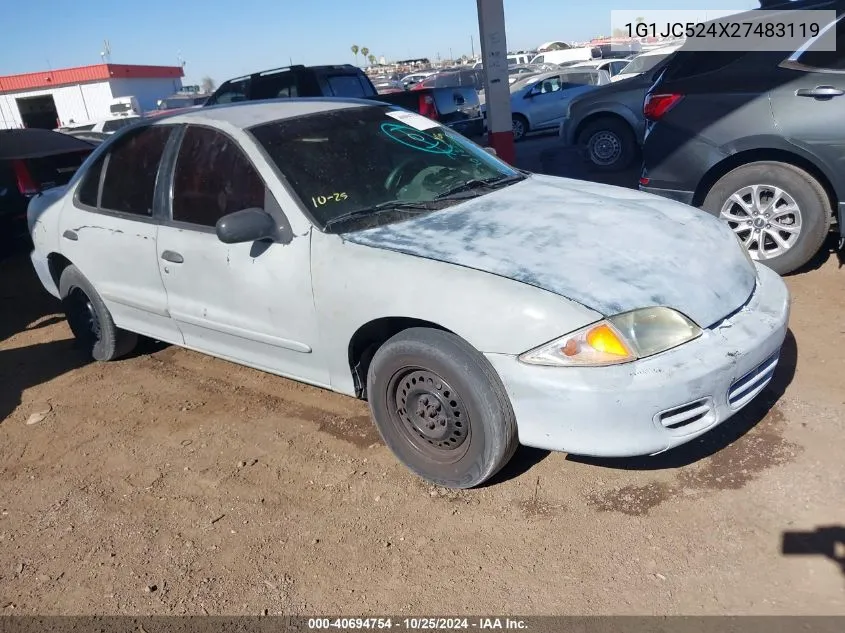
470,35,475,59
476,0,514,164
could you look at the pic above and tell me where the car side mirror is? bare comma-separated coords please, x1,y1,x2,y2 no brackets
484,147,497,156
216,207,276,244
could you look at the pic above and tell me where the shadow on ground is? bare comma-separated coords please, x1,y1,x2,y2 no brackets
0,246,90,422
568,329,798,471
782,526,845,579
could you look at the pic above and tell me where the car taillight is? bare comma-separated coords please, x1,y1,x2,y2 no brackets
419,94,438,120
12,160,38,196
644,93,683,121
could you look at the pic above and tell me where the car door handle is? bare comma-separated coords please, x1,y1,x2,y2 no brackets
160,250,184,263
62,229,78,241
796,86,844,98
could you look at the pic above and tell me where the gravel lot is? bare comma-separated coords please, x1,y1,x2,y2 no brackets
1,140,844,615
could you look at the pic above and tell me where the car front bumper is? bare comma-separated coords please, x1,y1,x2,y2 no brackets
485,263,790,458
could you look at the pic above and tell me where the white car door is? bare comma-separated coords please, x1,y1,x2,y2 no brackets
58,124,183,343
155,124,328,387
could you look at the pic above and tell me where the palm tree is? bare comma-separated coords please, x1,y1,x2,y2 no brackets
635,16,645,23
351,45,359,65
361,47,370,65
368,54,376,66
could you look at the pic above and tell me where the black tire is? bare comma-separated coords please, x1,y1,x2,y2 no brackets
367,327,518,489
701,161,832,275
512,114,528,142
577,117,637,171
58,265,137,361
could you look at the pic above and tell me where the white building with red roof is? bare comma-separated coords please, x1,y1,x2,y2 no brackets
0,63,184,129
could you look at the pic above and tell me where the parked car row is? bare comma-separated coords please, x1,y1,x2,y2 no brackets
561,0,844,275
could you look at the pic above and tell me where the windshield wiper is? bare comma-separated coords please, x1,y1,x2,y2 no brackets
435,173,526,200
323,200,443,231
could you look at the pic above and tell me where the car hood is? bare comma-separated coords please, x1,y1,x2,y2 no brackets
341,174,757,329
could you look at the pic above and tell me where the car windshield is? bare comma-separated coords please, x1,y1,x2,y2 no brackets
620,52,672,75
250,106,523,232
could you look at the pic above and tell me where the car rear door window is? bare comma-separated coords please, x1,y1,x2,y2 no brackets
100,125,172,217
251,71,300,100
171,126,265,227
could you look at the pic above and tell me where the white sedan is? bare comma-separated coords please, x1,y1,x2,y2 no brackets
27,99,790,489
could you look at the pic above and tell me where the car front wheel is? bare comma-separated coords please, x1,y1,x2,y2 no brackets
367,327,518,489
702,161,832,275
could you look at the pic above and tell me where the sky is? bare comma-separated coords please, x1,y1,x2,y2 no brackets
2,0,759,85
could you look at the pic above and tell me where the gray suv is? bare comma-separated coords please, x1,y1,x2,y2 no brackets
559,55,675,171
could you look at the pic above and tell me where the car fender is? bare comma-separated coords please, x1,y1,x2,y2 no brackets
568,101,642,145
700,133,844,205
310,230,601,396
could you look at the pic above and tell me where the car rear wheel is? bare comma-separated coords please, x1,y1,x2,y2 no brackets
367,327,518,489
577,117,637,171
512,115,528,141
59,265,137,361
702,161,832,275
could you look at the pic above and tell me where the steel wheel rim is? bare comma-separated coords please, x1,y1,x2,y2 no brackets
67,288,101,343
386,367,471,464
588,131,622,165
719,184,802,261
512,118,525,139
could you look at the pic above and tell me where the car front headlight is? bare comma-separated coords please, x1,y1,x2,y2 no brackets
518,307,702,367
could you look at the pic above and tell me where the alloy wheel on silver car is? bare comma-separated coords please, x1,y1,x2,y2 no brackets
719,184,802,261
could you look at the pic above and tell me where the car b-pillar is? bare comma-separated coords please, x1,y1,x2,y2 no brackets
477,0,516,165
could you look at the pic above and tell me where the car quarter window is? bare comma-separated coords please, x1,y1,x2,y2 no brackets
325,74,370,97
171,126,266,227
77,153,107,207
99,125,172,217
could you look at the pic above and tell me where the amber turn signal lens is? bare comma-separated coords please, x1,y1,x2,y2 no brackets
585,324,630,357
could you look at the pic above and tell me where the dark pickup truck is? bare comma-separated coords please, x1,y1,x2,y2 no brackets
203,64,484,138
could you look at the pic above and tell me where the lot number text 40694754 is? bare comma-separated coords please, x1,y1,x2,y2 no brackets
306,617,529,630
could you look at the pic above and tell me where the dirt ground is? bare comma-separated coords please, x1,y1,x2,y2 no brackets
1,143,844,615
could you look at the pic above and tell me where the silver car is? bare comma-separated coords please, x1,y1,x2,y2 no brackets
27,99,789,490
509,69,611,140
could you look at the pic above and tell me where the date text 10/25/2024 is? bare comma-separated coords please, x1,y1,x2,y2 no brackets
307,617,528,630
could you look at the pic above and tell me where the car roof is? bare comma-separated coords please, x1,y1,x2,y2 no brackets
149,98,375,130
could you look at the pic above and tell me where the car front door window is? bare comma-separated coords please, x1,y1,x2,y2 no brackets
171,126,266,228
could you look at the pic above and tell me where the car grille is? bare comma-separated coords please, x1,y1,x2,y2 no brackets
656,397,714,431
728,352,780,410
